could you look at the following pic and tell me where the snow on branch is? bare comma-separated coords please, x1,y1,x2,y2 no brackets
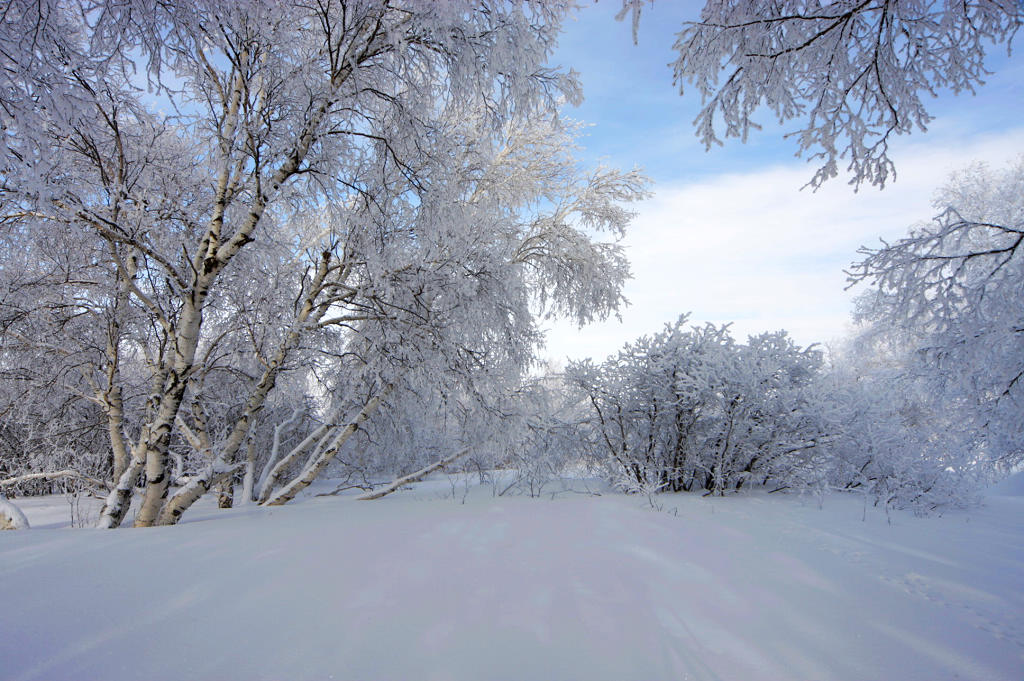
662,0,1023,188
356,448,472,501
0,470,113,492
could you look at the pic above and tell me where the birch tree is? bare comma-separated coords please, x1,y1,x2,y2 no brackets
1,1,645,526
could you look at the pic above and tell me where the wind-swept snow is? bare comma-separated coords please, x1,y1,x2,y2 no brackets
1,481,1022,680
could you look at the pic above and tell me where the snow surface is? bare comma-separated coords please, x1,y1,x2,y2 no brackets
1,479,1022,681
990,470,1024,497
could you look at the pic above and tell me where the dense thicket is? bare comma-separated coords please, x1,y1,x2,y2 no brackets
567,310,1003,512
567,318,826,496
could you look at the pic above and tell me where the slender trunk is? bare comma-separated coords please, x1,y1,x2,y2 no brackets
240,437,257,505
355,448,471,501
256,422,332,504
133,374,190,526
0,469,111,491
199,255,335,510
101,227,136,484
135,287,210,527
132,69,300,525
264,390,387,506
109,42,357,527
130,62,245,526
193,403,235,509
106,391,130,483
713,406,738,496
254,408,302,502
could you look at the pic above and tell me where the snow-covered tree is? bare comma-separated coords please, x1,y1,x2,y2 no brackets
848,158,1024,476
820,327,988,512
619,0,1022,187
338,369,586,500
0,1,646,526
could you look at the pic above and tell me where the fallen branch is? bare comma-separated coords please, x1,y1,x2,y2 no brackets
315,482,380,497
0,469,112,491
356,448,471,501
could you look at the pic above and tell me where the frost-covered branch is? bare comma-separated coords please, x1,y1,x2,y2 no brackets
355,448,472,501
0,470,112,491
623,0,1022,188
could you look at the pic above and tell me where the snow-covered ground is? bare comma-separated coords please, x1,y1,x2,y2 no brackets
2,477,1022,681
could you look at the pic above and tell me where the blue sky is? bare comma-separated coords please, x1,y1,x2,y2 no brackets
541,1,1024,364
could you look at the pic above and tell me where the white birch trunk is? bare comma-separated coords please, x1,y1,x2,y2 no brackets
135,290,210,527
239,438,258,506
103,244,136,484
0,470,111,491
256,422,332,504
263,390,388,506
133,60,329,526
156,461,245,526
355,448,471,501
96,450,146,528
254,408,303,502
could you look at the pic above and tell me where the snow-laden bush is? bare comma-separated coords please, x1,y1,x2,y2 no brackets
568,313,994,513
568,316,827,496
820,333,991,514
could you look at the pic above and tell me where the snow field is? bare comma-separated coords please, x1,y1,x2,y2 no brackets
1,479,1022,681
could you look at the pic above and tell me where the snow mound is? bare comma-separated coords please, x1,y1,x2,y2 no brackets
989,470,1024,496
0,495,30,530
